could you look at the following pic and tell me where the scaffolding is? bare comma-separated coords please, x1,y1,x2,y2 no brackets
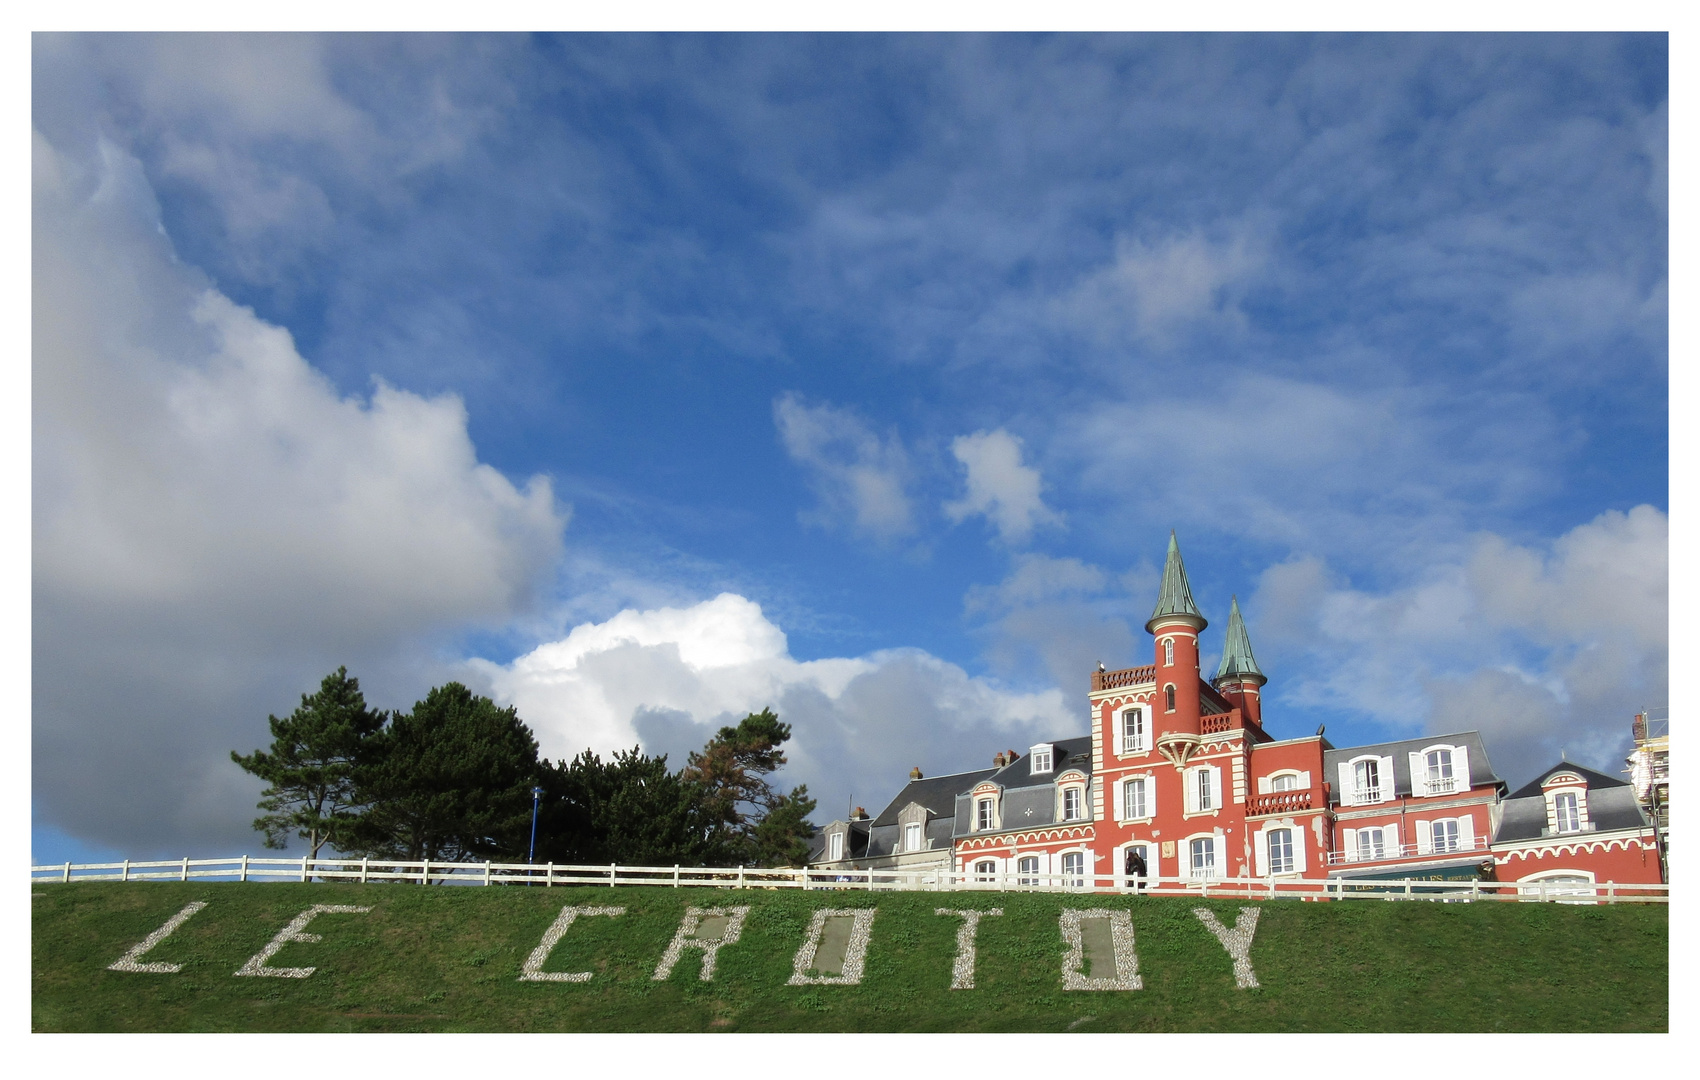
1626,706,1668,879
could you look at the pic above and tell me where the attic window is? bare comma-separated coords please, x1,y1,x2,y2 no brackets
1031,745,1053,774
828,832,843,861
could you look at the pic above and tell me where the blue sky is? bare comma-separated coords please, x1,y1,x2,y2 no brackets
32,33,1667,863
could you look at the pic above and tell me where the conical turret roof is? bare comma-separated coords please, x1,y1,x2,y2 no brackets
1146,531,1206,632
1214,595,1265,684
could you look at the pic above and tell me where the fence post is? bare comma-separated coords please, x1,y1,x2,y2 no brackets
360,857,368,885
546,861,554,887
738,864,745,889
1405,878,1412,900
674,864,680,888
1470,877,1478,902
610,862,617,888
63,861,71,883
240,854,248,882
422,858,430,886
182,856,189,882
1607,881,1616,904
122,859,129,883
301,855,308,882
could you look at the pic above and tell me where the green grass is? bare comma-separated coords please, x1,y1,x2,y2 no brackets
32,882,1667,1032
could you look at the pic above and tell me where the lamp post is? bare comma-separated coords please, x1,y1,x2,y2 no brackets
528,786,545,865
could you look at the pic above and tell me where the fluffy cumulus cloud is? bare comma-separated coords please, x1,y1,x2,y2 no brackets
773,393,915,541
32,130,566,855
943,429,1062,545
471,594,1075,821
1246,506,1666,785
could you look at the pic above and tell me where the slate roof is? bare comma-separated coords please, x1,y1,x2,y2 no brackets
1322,731,1503,799
1494,760,1649,843
869,768,998,827
1214,596,1264,682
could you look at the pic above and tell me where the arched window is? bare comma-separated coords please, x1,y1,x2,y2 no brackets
1163,638,1175,665
1017,856,1039,887
1268,828,1295,874
1189,837,1216,879
1271,773,1298,792
974,859,996,883
1164,684,1176,712
1425,748,1456,793
1061,852,1085,888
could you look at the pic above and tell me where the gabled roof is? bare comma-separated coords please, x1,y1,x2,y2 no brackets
1147,531,1206,632
1214,595,1264,683
1507,761,1629,800
869,768,998,827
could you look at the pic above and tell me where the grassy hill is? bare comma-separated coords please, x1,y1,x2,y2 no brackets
32,881,1667,1032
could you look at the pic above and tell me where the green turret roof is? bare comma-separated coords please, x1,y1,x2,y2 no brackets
1146,531,1206,632
1215,595,1265,683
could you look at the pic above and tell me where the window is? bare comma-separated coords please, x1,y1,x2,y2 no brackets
1165,684,1176,712
1425,749,1456,793
828,832,843,861
1030,745,1052,773
1061,851,1085,888
1196,768,1215,811
1271,773,1298,792
1189,837,1216,879
1123,777,1148,820
1018,856,1039,887
1430,819,1459,854
1268,828,1295,875
1354,759,1381,803
1554,792,1581,833
974,859,996,883
1163,638,1175,665
976,798,995,831
1355,827,1385,862
904,822,923,852
1062,786,1083,821
1121,708,1146,753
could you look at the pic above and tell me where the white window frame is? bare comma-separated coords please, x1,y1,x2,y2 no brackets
1164,684,1176,712
1430,818,1459,854
1355,826,1385,862
1267,828,1295,875
1163,638,1175,666
1270,772,1299,792
1188,836,1217,880
1554,791,1581,833
1061,785,1084,822
1119,775,1149,821
903,821,924,853
1340,754,1394,806
973,859,997,884
976,797,995,832
828,832,843,861
1030,744,1053,774
1017,855,1040,887
1061,851,1087,889
1120,708,1148,754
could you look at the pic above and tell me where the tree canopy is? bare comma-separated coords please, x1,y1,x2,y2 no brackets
681,708,818,866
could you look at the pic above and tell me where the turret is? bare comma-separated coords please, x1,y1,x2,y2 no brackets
1212,595,1267,727
1147,531,1206,766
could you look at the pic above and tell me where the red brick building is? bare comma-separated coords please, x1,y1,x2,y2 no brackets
812,533,1664,895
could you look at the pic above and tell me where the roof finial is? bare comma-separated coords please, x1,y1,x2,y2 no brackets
1146,530,1206,633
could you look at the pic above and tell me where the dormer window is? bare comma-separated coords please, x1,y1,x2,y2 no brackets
976,797,995,831
1062,787,1083,821
1030,744,1053,774
1425,749,1455,793
904,822,923,852
1354,759,1381,803
1554,791,1581,833
828,831,844,861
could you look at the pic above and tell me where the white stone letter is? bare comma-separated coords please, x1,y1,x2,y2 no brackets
234,904,372,979
787,908,878,986
1192,906,1261,988
107,901,207,974
652,905,750,982
1059,909,1142,991
935,907,1002,990
519,904,625,983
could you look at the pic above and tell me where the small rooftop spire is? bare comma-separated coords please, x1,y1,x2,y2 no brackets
1214,595,1265,684
1147,530,1206,632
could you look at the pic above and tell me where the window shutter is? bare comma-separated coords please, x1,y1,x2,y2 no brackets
1379,756,1397,799
1415,820,1431,855
1113,777,1126,821
1293,827,1308,873
1210,766,1223,810
1453,745,1471,790
1409,752,1428,796
1384,822,1400,857
1457,814,1475,851
1257,774,1270,795
1254,828,1268,876
1337,763,1356,806
1342,827,1357,861
1183,769,1195,813
1297,770,1311,790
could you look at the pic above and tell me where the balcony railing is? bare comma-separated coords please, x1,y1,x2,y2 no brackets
1092,665,1156,692
1327,835,1489,865
1420,776,1458,795
1247,790,1314,815
1200,712,1234,734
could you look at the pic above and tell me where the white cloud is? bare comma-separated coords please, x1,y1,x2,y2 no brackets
963,554,1139,694
943,429,1061,545
1246,506,1666,785
472,593,1076,820
1054,228,1265,345
32,130,566,854
773,393,915,541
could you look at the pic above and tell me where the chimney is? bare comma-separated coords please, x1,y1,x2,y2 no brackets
850,806,868,820
909,766,923,780
1007,749,1019,762
994,752,1007,767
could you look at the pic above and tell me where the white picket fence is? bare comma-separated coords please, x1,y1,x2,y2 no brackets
27,855,1668,904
